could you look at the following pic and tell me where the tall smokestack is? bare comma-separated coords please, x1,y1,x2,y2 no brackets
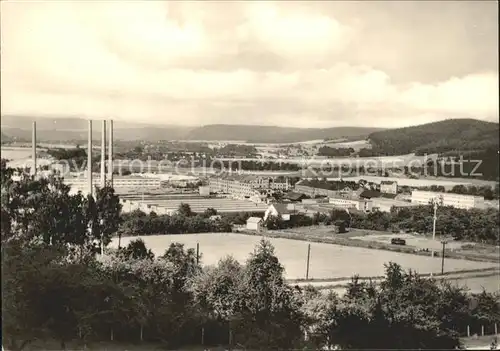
88,120,93,196
101,120,106,187
108,119,113,187
31,122,37,176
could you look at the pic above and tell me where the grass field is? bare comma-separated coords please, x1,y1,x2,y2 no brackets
1,147,34,160
111,233,496,280
351,232,469,251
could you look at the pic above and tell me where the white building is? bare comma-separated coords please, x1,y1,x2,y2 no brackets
209,174,273,199
263,203,297,221
246,217,263,231
411,190,485,210
380,181,398,194
64,175,162,191
329,197,373,212
270,179,290,191
371,198,420,212
199,185,210,196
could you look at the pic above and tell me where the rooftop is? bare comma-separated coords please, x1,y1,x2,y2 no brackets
358,190,397,199
284,191,307,201
381,180,397,185
271,203,296,215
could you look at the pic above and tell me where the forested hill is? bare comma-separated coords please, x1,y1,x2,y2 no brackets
181,125,384,143
368,119,499,156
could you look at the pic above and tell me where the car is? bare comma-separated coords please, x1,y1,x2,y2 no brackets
391,237,406,246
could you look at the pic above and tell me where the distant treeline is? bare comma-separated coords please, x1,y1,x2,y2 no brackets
417,184,499,200
302,207,500,245
317,146,354,157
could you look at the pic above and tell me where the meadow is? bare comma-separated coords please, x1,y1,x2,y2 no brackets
350,232,469,251
1,147,34,160
110,233,496,280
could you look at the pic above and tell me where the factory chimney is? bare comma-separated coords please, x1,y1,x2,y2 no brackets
108,119,113,187
31,121,37,176
101,120,106,187
88,120,93,196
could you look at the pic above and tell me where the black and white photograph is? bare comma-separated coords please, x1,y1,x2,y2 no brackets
1,1,499,350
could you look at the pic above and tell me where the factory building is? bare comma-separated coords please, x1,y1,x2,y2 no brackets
411,190,485,210
208,174,289,199
371,197,419,212
64,175,161,191
328,197,373,212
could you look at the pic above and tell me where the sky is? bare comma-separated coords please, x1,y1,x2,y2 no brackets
1,1,498,128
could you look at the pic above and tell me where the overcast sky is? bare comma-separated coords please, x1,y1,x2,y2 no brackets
1,1,498,128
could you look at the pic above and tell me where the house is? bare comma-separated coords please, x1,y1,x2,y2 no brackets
199,186,210,197
380,181,398,194
263,203,297,221
246,217,263,231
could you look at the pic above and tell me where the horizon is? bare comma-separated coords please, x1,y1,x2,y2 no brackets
1,1,498,128
1,116,498,131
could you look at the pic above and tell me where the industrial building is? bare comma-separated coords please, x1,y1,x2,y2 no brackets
328,197,373,212
64,175,162,191
208,174,289,200
294,183,342,198
411,190,485,210
371,197,420,212
120,196,268,214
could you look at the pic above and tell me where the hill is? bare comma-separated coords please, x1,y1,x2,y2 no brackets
185,124,383,143
0,116,194,142
1,132,13,144
367,119,499,181
1,116,384,143
368,119,499,156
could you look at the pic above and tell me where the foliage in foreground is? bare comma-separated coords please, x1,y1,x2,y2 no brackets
4,235,500,350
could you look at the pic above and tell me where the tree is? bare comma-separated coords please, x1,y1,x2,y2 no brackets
161,243,201,291
178,203,193,217
2,239,66,350
88,186,122,253
233,239,305,349
334,220,346,233
264,214,285,230
121,238,154,260
203,207,217,218
191,256,243,320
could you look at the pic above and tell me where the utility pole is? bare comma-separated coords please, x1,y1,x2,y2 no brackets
441,240,447,275
305,243,311,280
196,242,200,264
430,195,443,277
100,218,104,255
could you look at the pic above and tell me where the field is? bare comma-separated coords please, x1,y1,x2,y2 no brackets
1,147,34,160
318,139,371,151
111,233,496,280
350,232,469,251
